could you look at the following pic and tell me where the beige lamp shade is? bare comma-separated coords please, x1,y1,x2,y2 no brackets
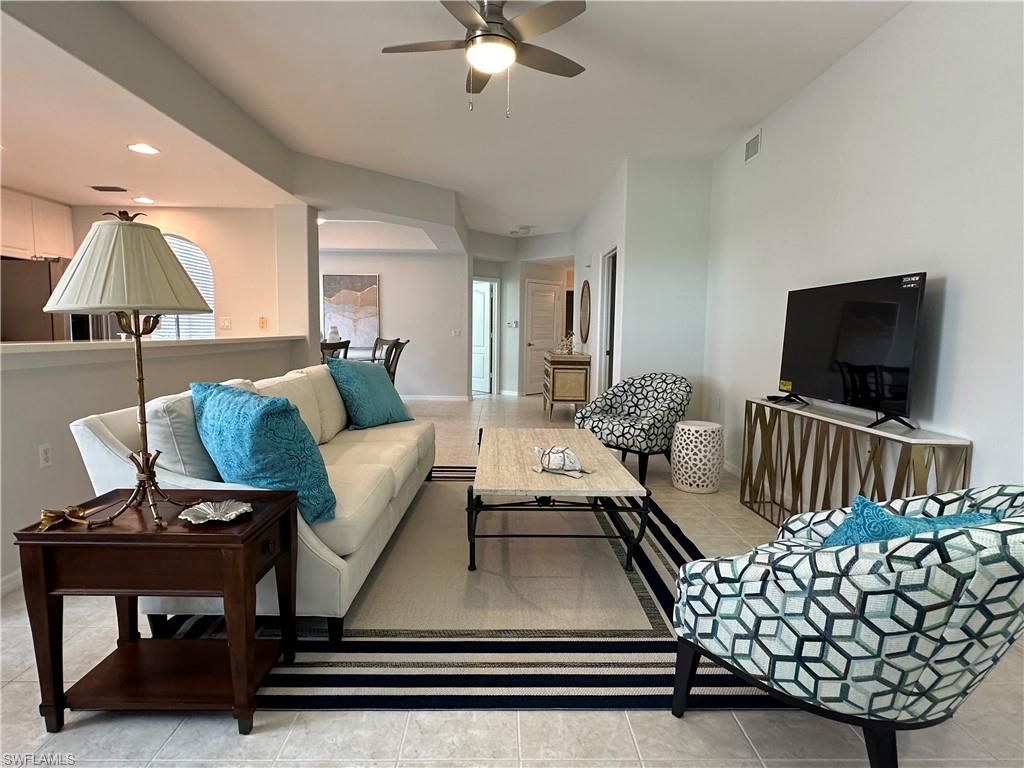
44,219,212,315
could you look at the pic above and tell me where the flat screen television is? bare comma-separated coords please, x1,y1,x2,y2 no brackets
777,272,927,428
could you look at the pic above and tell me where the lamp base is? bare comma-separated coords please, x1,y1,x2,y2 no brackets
87,450,188,529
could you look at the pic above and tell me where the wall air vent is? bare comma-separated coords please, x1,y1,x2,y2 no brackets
744,129,762,163
90,185,128,192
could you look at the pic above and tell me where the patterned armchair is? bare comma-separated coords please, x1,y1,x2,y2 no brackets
671,484,1024,768
574,373,692,484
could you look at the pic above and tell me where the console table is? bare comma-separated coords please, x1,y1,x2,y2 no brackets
543,352,591,419
740,399,971,526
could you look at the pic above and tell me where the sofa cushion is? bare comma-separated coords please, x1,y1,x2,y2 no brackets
254,372,321,442
312,464,395,556
326,358,412,429
147,378,255,481
191,383,336,524
289,364,348,442
329,420,435,462
319,439,419,491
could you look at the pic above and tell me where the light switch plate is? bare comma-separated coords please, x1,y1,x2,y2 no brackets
218,317,232,330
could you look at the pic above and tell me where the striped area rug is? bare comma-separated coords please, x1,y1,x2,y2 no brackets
173,466,782,710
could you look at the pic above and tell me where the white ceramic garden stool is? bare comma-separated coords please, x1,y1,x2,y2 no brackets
671,420,724,494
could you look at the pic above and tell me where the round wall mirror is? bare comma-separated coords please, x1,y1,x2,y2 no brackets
579,279,592,344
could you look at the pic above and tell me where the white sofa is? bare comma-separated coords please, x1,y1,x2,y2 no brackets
69,364,434,639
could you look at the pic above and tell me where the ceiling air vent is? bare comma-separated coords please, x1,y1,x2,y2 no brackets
744,130,762,164
90,185,128,192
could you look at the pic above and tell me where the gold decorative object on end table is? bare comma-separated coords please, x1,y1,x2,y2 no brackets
42,211,212,529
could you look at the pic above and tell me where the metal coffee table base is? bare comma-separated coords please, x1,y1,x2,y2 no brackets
465,486,652,572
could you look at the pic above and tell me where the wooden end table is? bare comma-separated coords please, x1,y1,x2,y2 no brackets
14,489,297,735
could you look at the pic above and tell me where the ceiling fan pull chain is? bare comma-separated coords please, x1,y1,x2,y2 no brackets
468,67,474,111
506,66,511,118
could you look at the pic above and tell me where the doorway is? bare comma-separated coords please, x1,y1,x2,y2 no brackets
523,279,563,395
600,248,617,391
471,279,498,394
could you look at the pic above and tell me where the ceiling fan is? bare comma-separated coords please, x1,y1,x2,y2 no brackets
383,0,586,94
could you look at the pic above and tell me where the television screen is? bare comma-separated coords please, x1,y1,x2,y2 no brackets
778,273,927,417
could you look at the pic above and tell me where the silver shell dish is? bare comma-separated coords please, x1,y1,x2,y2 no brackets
179,500,253,525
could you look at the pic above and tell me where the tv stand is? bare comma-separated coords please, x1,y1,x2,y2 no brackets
766,393,809,406
740,399,972,526
867,413,916,430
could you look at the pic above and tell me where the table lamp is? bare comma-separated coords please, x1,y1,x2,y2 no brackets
43,212,212,529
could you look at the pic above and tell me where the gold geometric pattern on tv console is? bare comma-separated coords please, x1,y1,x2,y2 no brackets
740,399,972,526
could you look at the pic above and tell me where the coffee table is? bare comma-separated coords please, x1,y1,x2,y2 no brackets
467,427,650,571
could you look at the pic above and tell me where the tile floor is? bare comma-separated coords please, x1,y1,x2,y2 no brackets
1,395,1022,767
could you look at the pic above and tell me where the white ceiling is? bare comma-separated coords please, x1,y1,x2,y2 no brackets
0,17,296,209
124,1,903,235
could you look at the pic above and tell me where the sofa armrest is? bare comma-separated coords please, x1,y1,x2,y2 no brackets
153,468,257,493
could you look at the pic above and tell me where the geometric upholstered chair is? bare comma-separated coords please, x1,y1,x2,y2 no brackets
672,485,1024,768
574,372,692,484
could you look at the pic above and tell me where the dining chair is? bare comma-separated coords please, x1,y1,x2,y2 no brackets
320,340,350,363
383,339,409,383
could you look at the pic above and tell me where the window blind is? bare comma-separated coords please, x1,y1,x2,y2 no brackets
151,234,216,340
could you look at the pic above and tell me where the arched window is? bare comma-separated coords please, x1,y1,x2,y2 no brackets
151,234,216,340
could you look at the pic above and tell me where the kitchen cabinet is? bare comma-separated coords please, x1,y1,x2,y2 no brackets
2,189,36,259
1,188,74,260
32,197,74,259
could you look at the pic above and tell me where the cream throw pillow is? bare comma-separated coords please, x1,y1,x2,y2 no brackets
291,364,348,443
253,372,322,442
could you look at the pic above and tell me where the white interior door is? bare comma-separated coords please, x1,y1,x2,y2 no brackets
471,280,493,393
523,279,562,395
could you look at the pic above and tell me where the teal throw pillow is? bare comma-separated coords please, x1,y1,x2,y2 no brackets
326,358,412,430
190,382,335,524
823,495,997,547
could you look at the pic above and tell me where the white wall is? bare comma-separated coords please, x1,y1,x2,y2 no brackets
703,2,1024,483
573,162,627,396
621,157,711,411
71,207,280,339
0,338,302,585
319,251,469,398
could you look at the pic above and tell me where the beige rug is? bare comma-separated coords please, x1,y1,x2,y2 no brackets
176,468,782,709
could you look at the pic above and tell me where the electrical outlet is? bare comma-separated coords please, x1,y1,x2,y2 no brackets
38,443,52,469
218,317,232,330
451,329,461,338
713,396,722,413
258,316,268,330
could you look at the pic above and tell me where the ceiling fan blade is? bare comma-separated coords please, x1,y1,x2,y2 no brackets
506,1,586,41
441,0,487,30
382,40,466,53
466,69,491,93
516,43,584,77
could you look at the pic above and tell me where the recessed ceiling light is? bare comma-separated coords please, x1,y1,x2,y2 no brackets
127,143,160,155
132,196,155,205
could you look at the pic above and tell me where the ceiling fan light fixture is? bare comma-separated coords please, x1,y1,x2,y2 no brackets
466,35,516,74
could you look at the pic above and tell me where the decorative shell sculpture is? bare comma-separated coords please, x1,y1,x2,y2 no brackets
179,500,253,525
533,446,591,479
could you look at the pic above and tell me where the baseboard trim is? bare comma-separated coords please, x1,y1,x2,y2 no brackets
724,460,740,478
499,390,520,396
403,395,471,402
2,568,22,596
